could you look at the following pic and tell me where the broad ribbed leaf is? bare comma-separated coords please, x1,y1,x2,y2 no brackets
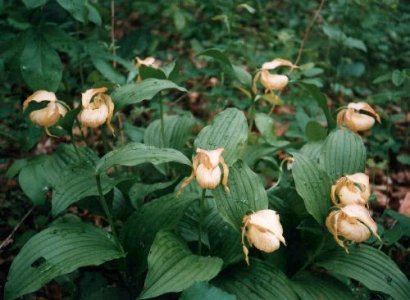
291,271,352,300
52,165,116,216
18,158,48,206
128,179,176,208
299,83,336,129
23,0,47,8
292,153,332,224
212,160,268,230
316,245,410,300
139,231,223,299
305,120,327,142
122,193,197,275
299,141,323,163
44,144,98,187
204,203,243,266
111,79,187,110
4,221,124,300
319,128,366,181
56,0,87,22
95,142,191,174
214,259,298,300
20,32,62,91
144,115,196,150
194,108,248,165
180,282,236,300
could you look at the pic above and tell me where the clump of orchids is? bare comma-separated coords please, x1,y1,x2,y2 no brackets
23,88,115,136
337,102,380,132
326,172,381,251
241,209,286,265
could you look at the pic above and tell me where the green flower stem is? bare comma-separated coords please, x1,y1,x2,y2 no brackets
95,174,121,249
198,188,207,255
159,97,166,148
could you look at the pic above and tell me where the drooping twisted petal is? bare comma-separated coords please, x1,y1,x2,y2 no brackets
326,204,380,250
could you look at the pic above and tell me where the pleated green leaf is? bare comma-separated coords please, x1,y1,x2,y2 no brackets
18,158,48,206
122,193,197,275
194,108,248,165
319,128,366,181
299,141,323,163
214,259,298,300
212,160,268,231
139,231,223,299
204,203,243,266
180,282,236,300
43,144,98,187
316,245,410,300
95,142,191,174
52,165,116,216
144,115,197,150
292,153,332,224
20,32,62,91
111,78,187,110
291,271,353,300
4,221,124,300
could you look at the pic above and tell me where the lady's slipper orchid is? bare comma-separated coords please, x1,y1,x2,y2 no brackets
254,58,298,93
135,56,160,82
135,56,157,68
241,209,286,265
78,87,114,134
326,204,380,250
337,102,381,132
23,90,67,134
331,173,371,206
177,148,229,194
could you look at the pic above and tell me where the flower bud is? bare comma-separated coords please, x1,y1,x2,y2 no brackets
331,173,371,206
23,90,67,131
242,209,286,265
78,87,114,134
255,58,297,93
337,102,381,132
177,148,229,195
326,204,380,250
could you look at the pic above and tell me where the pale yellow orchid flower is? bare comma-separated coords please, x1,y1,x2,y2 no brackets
177,148,229,195
23,90,67,135
78,87,114,134
331,173,371,206
326,204,380,251
337,102,381,132
254,58,298,93
241,209,286,265
135,56,157,68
